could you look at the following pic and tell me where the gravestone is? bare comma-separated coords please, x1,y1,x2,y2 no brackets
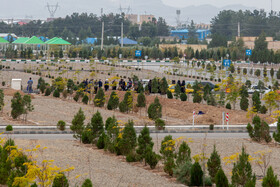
11,79,22,90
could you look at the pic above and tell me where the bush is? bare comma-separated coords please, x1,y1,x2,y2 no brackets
45,88,51,96
52,173,69,187
119,120,137,155
73,93,80,102
5,125,13,131
215,169,229,187
136,126,154,163
119,91,133,113
62,90,68,99
148,97,162,120
273,117,280,143
82,95,89,105
167,90,173,99
193,93,202,103
82,179,93,187
136,92,146,108
88,111,104,143
81,130,92,144
70,108,85,142
173,161,192,185
260,105,268,114
97,132,106,149
247,115,272,143
57,120,66,131
176,141,191,166
262,166,280,187
209,124,214,130
190,162,203,186
107,91,119,110
164,156,176,176
126,152,138,162
11,92,24,119
155,118,165,130
53,89,60,98
145,146,160,169
226,103,231,109
204,176,212,186
180,93,187,101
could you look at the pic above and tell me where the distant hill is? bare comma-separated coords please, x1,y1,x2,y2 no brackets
0,0,256,25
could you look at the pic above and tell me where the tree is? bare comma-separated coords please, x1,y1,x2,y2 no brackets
52,173,69,187
148,97,162,120
187,20,198,44
145,146,160,169
160,77,168,95
270,68,275,78
215,169,229,187
174,83,181,99
136,92,146,108
107,91,119,110
273,117,280,143
22,95,34,121
247,115,272,143
151,78,159,93
11,92,24,119
136,126,154,164
252,91,261,112
231,147,256,187
229,64,235,73
0,89,4,112
255,69,261,77
263,91,278,114
262,166,280,187
94,88,105,107
207,145,221,182
70,108,85,142
82,179,93,187
277,68,280,79
190,162,203,186
251,32,269,63
119,120,137,155
88,111,104,143
119,91,133,113
176,141,191,166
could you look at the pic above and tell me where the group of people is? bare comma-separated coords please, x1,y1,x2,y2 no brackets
81,78,134,93
174,80,187,93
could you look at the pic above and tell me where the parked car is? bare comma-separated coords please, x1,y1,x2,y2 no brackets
248,85,271,94
168,84,194,93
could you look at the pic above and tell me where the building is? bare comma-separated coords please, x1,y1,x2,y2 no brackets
228,37,280,51
170,29,211,40
125,14,155,25
195,23,211,30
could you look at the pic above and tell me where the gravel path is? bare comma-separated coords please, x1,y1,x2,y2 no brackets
15,139,182,187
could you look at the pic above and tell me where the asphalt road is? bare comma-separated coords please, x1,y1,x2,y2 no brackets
8,133,249,140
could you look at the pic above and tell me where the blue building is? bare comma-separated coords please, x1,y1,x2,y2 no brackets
170,29,211,40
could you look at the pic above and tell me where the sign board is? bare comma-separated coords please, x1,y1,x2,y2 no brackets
135,50,142,57
11,79,22,90
223,59,231,67
246,49,252,56
119,54,122,59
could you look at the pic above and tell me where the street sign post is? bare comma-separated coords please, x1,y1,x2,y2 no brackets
223,59,231,67
246,49,252,56
135,50,142,57
226,113,229,130
222,112,225,129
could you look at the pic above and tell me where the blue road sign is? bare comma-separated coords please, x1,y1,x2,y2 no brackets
246,49,252,56
135,50,142,57
223,59,231,67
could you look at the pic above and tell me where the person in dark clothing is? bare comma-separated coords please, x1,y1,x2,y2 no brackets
98,79,103,88
104,79,109,91
148,80,152,94
112,80,117,90
121,80,126,91
127,78,132,90
94,80,98,94
181,80,186,93
119,79,123,90
177,80,181,87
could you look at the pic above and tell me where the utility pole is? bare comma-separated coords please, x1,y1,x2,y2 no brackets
121,22,124,47
238,22,240,37
101,21,104,50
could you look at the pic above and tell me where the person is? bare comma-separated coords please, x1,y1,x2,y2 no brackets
94,80,98,94
148,80,152,94
181,80,186,93
121,79,126,91
112,80,117,90
98,79,103,88
119,79,123,90
127,78,132,90
104,79,109,91
27,77,33,93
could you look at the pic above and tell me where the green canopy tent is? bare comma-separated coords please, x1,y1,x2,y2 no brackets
12,37,29,50
45,38,71,57
0,37,9,51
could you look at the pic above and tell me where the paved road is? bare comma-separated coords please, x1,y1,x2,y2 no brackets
8,133,249,140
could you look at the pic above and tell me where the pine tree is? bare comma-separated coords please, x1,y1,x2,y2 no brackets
262,166,280,187
273,117,280,143
11,92,24,119
270,68,275,78
240,96,249,111
190,162,203,186
0,89,4,112
81,179,93,187
252,91,261,112
89,111,104,143
94,88,105,107
70,108,85,142
151,78,159,93
207,145,221,182
119,120,137,155
176,141,191,166
231,147,256,186
119,91,133,113
107,91,119,110
174,83,181,99
215,169,229,187
148,97,162,120
136,126,154,164
160,77,169,95
136,92,146,108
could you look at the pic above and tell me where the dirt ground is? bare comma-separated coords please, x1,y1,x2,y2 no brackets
12,137,280,187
